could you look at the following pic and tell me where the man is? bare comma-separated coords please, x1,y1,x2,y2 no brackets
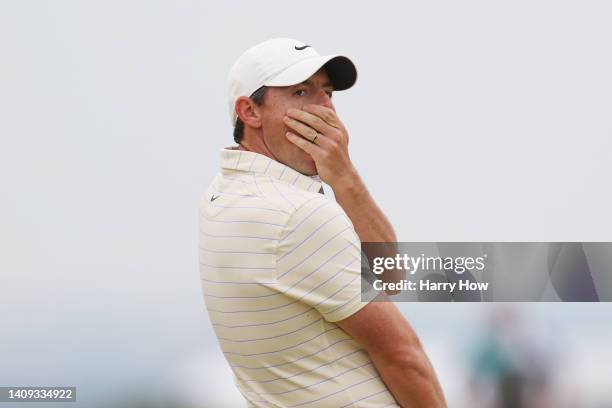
199,38,446,408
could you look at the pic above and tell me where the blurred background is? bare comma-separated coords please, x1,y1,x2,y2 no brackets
1,1,611,407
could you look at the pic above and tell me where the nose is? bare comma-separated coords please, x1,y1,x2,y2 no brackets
313,89,334,109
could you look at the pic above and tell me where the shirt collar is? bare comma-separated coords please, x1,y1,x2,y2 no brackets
219,147,323,194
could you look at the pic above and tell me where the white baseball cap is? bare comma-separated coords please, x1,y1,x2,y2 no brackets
227,38,358,125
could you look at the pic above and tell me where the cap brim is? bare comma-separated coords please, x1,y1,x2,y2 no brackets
263,55,357,91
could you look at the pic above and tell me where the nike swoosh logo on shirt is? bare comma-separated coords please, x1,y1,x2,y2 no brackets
210,195,220,201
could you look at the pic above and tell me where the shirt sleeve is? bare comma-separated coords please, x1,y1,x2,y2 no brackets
275,195,380,322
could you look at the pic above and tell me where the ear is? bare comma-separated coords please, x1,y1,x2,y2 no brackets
235,96,263,129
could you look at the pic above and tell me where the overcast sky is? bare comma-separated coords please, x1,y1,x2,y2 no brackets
1,1,611,406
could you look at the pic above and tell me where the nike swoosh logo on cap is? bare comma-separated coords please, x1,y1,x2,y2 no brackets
294,45,311,51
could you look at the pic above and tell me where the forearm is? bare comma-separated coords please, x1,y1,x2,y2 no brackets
331,168,396,243
333,171,446,406
369,346,447,408
331,168,403,288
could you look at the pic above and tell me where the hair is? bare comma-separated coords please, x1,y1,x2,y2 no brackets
233,86,269,144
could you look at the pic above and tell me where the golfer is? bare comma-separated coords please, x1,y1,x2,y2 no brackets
199,38,446,408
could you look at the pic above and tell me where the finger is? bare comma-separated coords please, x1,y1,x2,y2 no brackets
285,131,324,157
302,104,342,129
297,105,345,144
283,116,322,142
284,117,333,149
286,108,334,134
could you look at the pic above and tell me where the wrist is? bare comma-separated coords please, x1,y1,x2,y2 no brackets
330,167,365,199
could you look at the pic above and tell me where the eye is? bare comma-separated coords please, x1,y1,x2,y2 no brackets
326,91,333,98
294,89,306,96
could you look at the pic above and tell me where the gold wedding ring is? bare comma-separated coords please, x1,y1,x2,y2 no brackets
311,133,319,144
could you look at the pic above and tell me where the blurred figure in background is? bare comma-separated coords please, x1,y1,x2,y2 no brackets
468,308,557,408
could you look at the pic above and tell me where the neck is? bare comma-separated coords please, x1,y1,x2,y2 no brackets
239,131,279,162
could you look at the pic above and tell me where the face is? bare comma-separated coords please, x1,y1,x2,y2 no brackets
258,68,335,175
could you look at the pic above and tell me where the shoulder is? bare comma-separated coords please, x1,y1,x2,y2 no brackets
286,192,352,230
277,189,358,254
251,173,333,215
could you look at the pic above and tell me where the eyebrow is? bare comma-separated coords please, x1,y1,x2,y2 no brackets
298,78,334,89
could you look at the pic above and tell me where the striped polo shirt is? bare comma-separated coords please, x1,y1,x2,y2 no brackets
199,147,398,408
